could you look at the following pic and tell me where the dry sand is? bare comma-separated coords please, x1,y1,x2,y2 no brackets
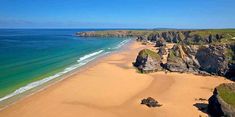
0,41,232,117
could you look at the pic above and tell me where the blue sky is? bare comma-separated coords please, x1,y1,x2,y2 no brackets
0,0,235,29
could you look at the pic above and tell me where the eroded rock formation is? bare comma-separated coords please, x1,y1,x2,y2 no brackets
196,45,229,76
165,44,200,73
134,49,162,73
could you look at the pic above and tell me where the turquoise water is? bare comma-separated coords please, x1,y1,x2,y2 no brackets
0,29,130,101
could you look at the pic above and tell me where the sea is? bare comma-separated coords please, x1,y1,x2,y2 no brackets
0,29,131,102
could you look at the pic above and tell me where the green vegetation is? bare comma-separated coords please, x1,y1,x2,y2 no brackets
178,32,185,41
139,49,161,60
190,29,235,44
217,84,235,107
168,50,177,61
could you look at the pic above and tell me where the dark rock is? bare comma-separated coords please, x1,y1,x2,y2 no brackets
137,36,148,42
225,44,235,80
196,45,229,76
208,83,235,117
141,97,161,108
155,37,166,47
134,49,162,73
226,64,235,81
158,46,167,57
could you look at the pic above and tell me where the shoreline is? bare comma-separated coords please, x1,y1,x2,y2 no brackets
0,38,133,110
0,40,232,117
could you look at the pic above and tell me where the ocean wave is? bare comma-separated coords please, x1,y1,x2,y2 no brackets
0,39,130,102
109,39,131,50
77,50,104,63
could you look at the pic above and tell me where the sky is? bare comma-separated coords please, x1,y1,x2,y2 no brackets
0,0,235,29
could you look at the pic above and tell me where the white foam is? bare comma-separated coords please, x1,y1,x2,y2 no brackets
77,50,104,62
111,39,131,50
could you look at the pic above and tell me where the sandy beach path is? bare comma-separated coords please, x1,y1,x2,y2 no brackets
0,41,232,117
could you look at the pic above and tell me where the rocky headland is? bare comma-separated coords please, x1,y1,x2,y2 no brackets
77,29,235,80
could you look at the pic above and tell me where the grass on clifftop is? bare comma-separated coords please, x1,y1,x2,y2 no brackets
217,84,235,107
190,29,235,44
139,49,161,60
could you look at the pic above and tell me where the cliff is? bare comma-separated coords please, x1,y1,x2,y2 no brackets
76,29,235,45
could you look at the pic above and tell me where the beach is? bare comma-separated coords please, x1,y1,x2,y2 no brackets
0,41,232,117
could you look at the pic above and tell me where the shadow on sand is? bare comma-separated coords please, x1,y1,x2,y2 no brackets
193,103,209,115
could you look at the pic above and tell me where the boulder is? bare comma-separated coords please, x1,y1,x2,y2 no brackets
134,49,162,73
208,83,235,117
141,97,161,108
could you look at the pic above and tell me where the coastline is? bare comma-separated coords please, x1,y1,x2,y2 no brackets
0,38,133,109
0,40,232,117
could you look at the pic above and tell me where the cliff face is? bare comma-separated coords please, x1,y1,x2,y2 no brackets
165,44,235,78
77,30,226,45
196,45,229,76
226,44,235,80
137,31,224,45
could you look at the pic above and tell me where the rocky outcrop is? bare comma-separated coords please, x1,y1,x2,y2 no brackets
136,36,148,42
135,31,190,43
134,43,234,78
134,49,162,73
183,33,223,45
164,44,235,77
165,44,200,73
141,97,161,108
155,37,166,47
208,83,235,117
196,45,229,76
158,46,167,57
